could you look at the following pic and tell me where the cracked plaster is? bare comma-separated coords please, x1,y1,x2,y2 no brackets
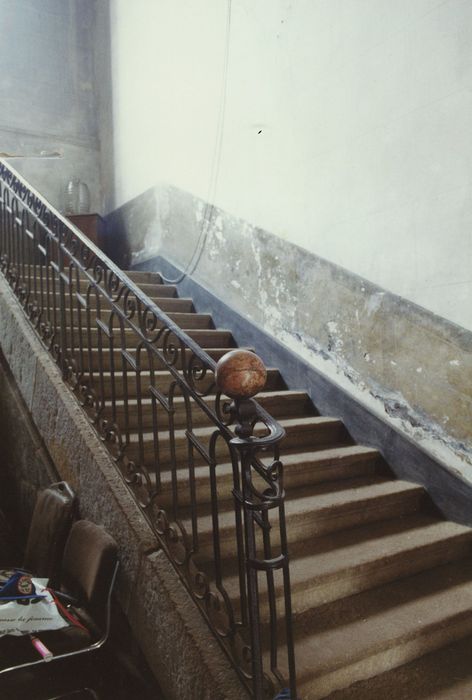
106,185,472,479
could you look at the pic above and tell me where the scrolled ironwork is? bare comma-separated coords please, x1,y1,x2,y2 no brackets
0,158,297,700
185,351,216,396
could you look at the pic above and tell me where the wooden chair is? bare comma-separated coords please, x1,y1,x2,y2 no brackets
23,482,77,583
0,481,76,586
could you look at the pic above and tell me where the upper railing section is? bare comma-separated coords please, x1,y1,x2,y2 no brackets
0,159,297,699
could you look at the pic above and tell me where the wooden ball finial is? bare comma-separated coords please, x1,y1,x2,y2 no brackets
215,350,267,400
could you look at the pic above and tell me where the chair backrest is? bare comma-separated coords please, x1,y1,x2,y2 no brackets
0,508,14,563
23,481,76,582
60,520,118,625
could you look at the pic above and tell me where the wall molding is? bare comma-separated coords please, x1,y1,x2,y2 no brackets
0,122,99,151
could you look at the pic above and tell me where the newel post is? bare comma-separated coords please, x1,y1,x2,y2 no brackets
216,349,268,698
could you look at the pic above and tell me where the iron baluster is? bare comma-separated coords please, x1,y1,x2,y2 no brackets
0,158,297,699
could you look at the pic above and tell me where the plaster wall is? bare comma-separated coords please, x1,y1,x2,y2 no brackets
109,0,472,331
0,0,103,212
107,184,472,483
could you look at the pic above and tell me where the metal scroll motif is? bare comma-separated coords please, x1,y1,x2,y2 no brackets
0,159,297,699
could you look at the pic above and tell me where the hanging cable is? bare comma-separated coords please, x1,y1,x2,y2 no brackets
161,0,232,284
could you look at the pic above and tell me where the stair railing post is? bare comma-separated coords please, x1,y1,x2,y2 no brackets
216,350,296,699
238,407,265,698
57,221,68,379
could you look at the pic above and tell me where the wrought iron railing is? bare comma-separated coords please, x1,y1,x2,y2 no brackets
0,159,297,699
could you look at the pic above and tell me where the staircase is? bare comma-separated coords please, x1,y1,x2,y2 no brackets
2,157,472,699
96,268,472,699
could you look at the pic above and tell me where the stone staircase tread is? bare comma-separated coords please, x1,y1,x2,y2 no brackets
126,280,175,291
86,345,254,354
152,445,382,498
183,476,424,533
146,311,211,322
95,356,266,372
122,270,163,283
129,414,344,445
81,349,262,372
215,515,472,614
43,297,197,318
97,365,284,394
107,389,313,420
151,297,193,303
100,366,280,381
279,415,339,428
279,516,472,592
66,326,230,334
65,313,213,330
52,295,194,306
68,328,236,349
282,477,423,515
51,281,180,296
282,445,380,466
323,633,472,700
292,559,472,695
108,389,309,407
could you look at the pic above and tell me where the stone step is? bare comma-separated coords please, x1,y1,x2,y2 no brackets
105,389,314,428
96,366,283,400
219,515,472,620
76,346,257,371
122,269,163,284
124,279,176,297
290,559,472,699
127,415,352,466
58,310,213,329
188,477,427,557
25,266,164,286
325,632,472,700
154,445,384,506
25,274,179,297
66,327,235,348
47,291,193,310
59,296,194,313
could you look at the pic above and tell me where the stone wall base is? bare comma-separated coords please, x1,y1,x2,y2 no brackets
0,274,246,700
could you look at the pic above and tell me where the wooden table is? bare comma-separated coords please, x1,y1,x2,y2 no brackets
68,214,106,251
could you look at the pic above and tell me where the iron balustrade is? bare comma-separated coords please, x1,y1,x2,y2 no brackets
0,159,297,699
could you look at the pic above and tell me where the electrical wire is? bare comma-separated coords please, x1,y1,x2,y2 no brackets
161,0,232,284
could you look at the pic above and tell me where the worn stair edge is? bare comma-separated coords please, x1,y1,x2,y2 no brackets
239,516,472,618
152,446,382,508
188,479,428,554
294,560,472,699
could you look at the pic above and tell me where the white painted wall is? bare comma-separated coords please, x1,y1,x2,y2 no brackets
109,0,472,330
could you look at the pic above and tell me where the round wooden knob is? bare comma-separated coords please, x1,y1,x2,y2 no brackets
215,350,267,399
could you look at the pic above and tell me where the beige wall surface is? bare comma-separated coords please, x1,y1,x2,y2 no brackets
106,1,472,476
108,183,472,480
109,0,472,331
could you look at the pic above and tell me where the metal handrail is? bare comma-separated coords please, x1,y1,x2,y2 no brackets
0,158,297,699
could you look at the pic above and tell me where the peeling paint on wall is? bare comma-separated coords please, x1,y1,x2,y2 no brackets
106,183,472,477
